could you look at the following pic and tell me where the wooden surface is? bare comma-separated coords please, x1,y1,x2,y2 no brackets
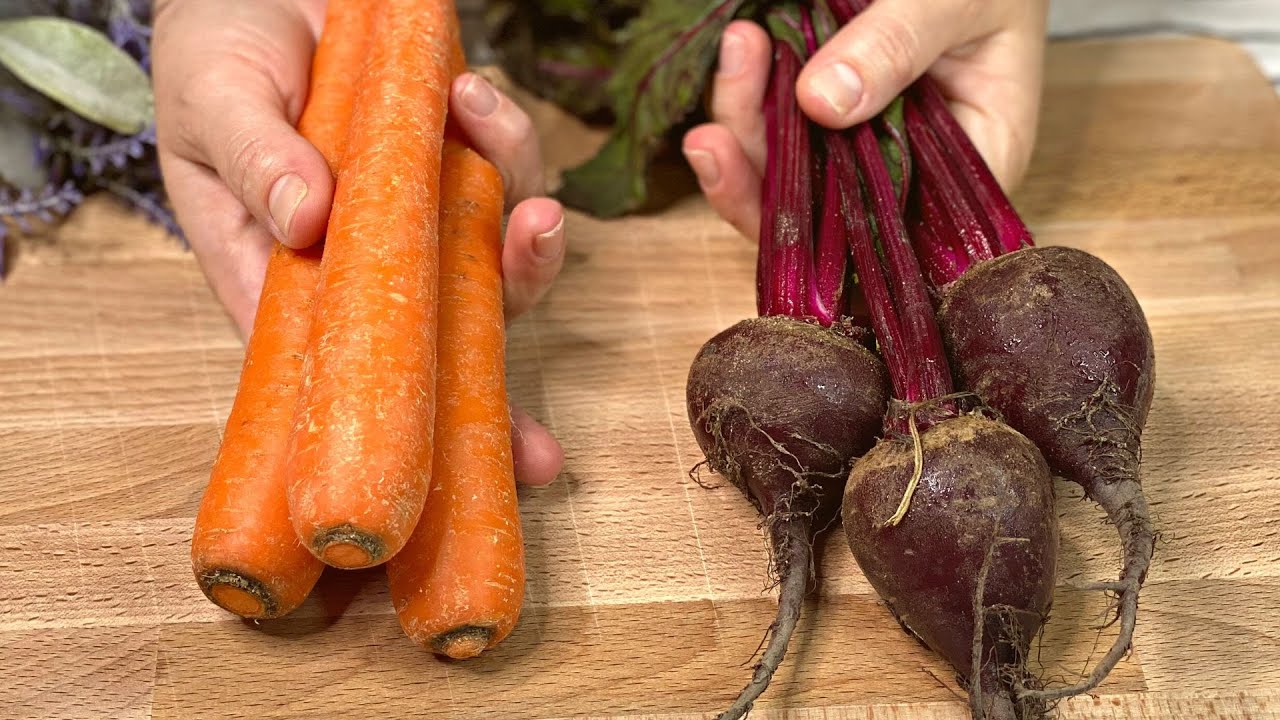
2,37,1280,720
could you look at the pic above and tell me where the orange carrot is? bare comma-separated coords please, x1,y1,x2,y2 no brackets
284,0,466,569
386,137,524,659
189,0,373,619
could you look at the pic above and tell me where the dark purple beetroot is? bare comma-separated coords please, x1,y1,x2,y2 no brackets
687,315,889,720
844,414,1057,720
939,245,1155,698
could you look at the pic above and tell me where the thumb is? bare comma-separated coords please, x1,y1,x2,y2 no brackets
796,0,993,128
176,70,334,249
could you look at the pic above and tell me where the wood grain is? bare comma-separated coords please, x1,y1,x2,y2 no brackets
2,37,1279,720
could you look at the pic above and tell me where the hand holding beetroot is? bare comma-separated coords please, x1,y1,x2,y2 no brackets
684,2,1156,718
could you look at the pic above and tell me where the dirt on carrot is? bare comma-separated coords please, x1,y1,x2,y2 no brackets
386,136,524,659
284,0,467,570
190,0,373,619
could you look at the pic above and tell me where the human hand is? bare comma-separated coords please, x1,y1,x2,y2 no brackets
152,0,565,486
683,0,1048,239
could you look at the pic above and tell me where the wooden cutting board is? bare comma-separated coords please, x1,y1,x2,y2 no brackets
2,36,1278,720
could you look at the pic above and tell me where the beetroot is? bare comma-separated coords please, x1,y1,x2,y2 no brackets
684,13,891,716
687,317,889,719
939,245,1156,698
844,414,1057,720
833,89,1059,720
873,40,1156,695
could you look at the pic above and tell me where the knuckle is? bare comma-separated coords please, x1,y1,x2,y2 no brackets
503,105,536,144
159,73,223,156
224,130,276,203
172,67,239,123
861,15,921,88
952,0,985,26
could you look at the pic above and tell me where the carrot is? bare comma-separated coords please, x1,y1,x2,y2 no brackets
284,0,466,569
190,0,374,618
386,137,524,659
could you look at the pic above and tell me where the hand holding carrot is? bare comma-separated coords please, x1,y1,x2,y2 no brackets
152,0,563,487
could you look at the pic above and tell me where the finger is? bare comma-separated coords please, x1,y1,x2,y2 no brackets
929,3,1048,190
170,72,335,250
511,404,563,487
948,99,1025,191
153,5,332,249
796,0,999,129
502,198,566,321
708,20,772,175
682,123,762,240
451,72,545,207
160,152,273,337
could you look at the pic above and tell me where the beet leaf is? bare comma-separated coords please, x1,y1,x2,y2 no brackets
558,0,755,217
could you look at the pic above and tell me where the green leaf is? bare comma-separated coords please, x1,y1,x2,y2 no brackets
0,17,153,134
877,96,910,204
486,0,641,120
0,109,46,189
764,4,807,58
810,0,839,41
539,0,605,21
558,0,753,217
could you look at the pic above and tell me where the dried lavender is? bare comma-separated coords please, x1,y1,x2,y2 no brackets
98,179,183,240
0,83,52,119
0,1,175,279
41,112,154,178
0,181,84,231
107,0,151,70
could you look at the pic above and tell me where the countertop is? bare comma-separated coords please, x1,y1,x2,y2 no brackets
1,36,1279,720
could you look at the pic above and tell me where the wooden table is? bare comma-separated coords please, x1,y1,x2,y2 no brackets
2,37,1279,720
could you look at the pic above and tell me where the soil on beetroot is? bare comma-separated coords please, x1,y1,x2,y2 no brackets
939,245,1157,699
844,413,1059,720
686,315,890,720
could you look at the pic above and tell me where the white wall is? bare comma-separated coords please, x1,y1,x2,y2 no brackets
1048,0,1280,90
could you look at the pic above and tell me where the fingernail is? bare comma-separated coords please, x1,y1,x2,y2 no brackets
684,149,720,187
533,217,565,261
268,173,308,240
718,31,745,77
807,62,862,120
460,74,499,117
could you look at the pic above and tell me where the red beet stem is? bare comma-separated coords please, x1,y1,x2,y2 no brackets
909,81,1033,254
827,0,867,22
829,0,1033,261
800,4,819,53
909,200,966,293
809,160,849,325
828,133,909,395
850,122,955,410
799,6,847,327
903,101,1000,267
757,40,812,319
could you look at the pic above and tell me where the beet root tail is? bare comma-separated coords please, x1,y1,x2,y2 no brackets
976,668,1044,720
1019,478,1153,703
717,519,811,720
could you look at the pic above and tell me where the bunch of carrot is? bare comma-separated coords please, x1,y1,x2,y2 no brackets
189,0,525,660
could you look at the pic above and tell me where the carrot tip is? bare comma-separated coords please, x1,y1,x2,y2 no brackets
322,543,373,568
313,525,385,569
433,626,494,660
200,569,277,618
212,585,265,617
